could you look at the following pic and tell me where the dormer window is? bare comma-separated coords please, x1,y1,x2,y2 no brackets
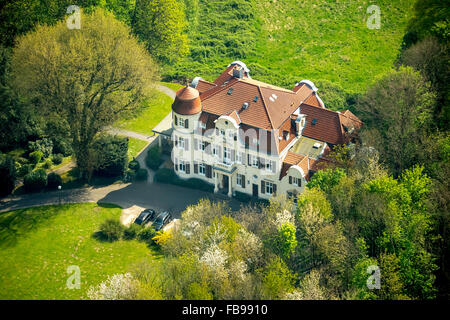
227,88,233,95
199,122,206,129
312,118,317,125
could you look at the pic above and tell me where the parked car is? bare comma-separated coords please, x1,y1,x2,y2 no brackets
153,211,172,231
134,209,156,226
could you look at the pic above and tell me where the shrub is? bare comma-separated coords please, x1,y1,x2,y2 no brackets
153,168,214,192
51,136,72,156
28,138,53,158
52,153,64,165
93,135,129,177
145,145,163,170
233,191,252,203
17,163,33,177
152,230,172,246
138,227,157,243
42,158,52,169
29,150,43,165
47,172,62,189
0,154,16,196
123,223,143,240
23,168,47,192
98,219,124,242
124,169,136,182
128,159,140,171
136,168,148,181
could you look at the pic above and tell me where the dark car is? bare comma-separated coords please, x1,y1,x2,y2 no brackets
134,209,156,226
152,211,172,231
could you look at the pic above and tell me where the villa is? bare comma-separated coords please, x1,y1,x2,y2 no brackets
168,61,362,199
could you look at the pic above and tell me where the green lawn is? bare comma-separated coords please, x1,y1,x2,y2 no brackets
167,0,412,96
126,137,148,161
159,81,184,92
115,89,173,136
0,203,160,299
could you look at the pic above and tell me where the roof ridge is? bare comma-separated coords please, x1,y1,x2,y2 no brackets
257,84,275,130
201,77,239,100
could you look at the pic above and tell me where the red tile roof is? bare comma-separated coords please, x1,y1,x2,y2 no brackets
172,86,202,115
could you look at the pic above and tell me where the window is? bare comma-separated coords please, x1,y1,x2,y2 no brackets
265,160,273,171
220,129,225,136
224,147,231,163
178,137,185,149
213,145,218,156
200,141,206,152
179,160,186,172
199,163,206,175
251,155,259,168
252,138,258,145
178,118,185,128
292,177,300,186
237,174,243,187
199,122,206,129
236,152,243,163
265,182,273,195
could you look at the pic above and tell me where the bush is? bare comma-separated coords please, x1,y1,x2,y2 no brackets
47,172,62,189
28,138,53,158
145,145,163,170
233,191,252,203
124,168,136,182
98,219,124,242
136,168,148,181
123,223,143,240
128,159,140,171
93,135,129,177
42,158,52,169
0,154,16,196
51,136,72,156
29,150,43,165
52,153,64,165
17,163,33,177
138,227,157,243
153,168,214,192
23,168,47,192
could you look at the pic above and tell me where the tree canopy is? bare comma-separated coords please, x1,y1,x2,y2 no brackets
10,8,157,179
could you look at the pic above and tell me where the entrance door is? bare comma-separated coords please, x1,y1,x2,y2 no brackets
252,183,258,197
222,175,229,190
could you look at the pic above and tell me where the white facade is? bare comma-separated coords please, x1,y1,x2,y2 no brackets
171,112,313,200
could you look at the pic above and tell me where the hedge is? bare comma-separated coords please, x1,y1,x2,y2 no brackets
47,172,62,189
23,168,47,192
145,145,163,171
154,168,214,192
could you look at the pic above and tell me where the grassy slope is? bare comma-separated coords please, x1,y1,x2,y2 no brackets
0,203,159,300
126,137,148,161
115,89,173,136
167,0,412,95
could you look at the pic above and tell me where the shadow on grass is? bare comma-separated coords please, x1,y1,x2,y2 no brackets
0,204,64,248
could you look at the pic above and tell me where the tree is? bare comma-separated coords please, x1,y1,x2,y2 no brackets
87,273,139,300
132,0,188,63
0,154,16,196
307,168,346,194
269,222,297,259
11,9,157,179
356,67,436,176
399,37,449,129
92,135,129,178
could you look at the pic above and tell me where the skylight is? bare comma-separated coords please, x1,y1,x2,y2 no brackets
312,118,317,125
227,88,233,95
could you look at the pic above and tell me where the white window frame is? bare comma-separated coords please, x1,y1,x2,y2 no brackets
178,117,185,128
265,181,273,195
200,141,206,152
265,160,272,171
199,122,206,129
293,177,300,186
237,174,244,187
220,129,225,136
178,137,185,150
213,145,218,156
251,155,259,168
199,163,206,175
179,160,186,172
236,152,243,164
224,147,231,163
